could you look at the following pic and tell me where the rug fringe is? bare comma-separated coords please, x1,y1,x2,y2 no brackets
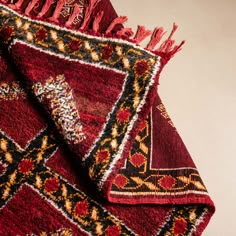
154,23,185,61
1,0,184,61
10,0,24,9
25,0,38,16
133,25,152,44
80,0,101,30
116,27,134,38
48,0,66,23
105,16,128,34
147,27,165,51
92,10,104,32
65,4,83,27
38,0,53,18
158,23,178,52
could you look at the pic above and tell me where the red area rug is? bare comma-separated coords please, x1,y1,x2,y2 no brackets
0,0,214,235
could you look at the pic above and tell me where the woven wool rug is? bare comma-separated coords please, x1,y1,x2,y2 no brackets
0,0,215,235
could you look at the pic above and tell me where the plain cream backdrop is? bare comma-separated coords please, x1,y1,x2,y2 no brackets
111,0,236,235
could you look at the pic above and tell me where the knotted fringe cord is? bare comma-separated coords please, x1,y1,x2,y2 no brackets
80,0,101,30
147,27,166,51
65,3,83,27
38,0,54,18
8,0,54,17
93,12,133,36
48,0,66,23
25,0,38,16
154,23,185,61
105,16,128,34
116,27,134,38
133,25,152,44
92,10,104,32
9,0,24,9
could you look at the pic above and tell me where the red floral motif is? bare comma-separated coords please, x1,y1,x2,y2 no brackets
173,217,187,235
105,225,120,236
68,40,82,52
117,108,131,123
0,26,15,43
74,200,89,217
159,176,176,189
35,28,47,41
134,60,150,76
44,177,60,193
18,159,34,174
102,45,113,60
114,174,128,189
129,153,146,167
96,149,110,163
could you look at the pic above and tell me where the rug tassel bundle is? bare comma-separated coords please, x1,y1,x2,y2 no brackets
0,0,214,235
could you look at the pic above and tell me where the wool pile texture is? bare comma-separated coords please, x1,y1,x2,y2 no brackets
0,0,215,235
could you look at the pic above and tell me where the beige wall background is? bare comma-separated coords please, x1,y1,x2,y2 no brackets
111,0,236,235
